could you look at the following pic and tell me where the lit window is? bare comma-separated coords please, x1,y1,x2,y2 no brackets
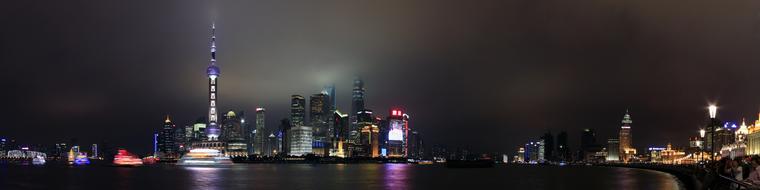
211,93,216,99
211,108,216,114
211,86,216,92
211,78,216,84
211,101,216,107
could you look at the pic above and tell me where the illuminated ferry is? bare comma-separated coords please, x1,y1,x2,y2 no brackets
32,155,46,165
114,149,143,166
176,149,233,166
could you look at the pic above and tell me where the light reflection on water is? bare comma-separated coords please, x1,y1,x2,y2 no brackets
184,167,224,190
0,164,683,190
383,164,410,190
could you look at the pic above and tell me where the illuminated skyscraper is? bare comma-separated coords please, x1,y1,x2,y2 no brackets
350,77,366,143
330,110,349,157
310,93,329,156
289,125,313,156
606,138,620,162
291,95,306,127
206,23,221,141
223,110,247,157
357,109,379,157
386,109,407,158
253,108,266,155
619,110,636,163
158,116,177,160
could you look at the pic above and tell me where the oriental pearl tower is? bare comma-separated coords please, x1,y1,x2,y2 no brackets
206,23,221,141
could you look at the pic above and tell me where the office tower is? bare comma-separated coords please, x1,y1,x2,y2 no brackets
310,93,329,156
556,131,569,161
715,123,736,150
541,132,554,161
266,133,277,156
606,138,620,162
289,125,313,156
192,118,207,142
357,109,379,157
223,110,247,157
278,119,291,156
0,138,6,157
173,123,188,152
323,84,336,110
619,111,635,163
330,110,349,157
524,141,542,163
158,116,177,160
291,95,306,127
206,23,221,141
580,128,601,161
350,77,366,143
253,108,266,155
90,144,98,159
408,131,423,160
386,109,407,158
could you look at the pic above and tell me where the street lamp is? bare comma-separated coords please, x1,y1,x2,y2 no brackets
709,105,717,119
708,104,717,161
699,129,706,162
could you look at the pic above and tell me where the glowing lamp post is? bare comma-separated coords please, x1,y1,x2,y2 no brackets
699,129,706,162
708,104,717,161
708,105,717,119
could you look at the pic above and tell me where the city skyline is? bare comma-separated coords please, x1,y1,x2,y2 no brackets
5,1,760,156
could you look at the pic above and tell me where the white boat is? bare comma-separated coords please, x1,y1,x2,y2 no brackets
177,149,233,166
32,156,46,165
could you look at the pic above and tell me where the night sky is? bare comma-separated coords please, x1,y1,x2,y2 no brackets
3,0,760,155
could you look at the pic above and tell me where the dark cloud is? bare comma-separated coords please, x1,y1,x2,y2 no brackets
2,0,760,154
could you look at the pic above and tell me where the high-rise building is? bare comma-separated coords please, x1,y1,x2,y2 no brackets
580,128,602,162
192,118,207,142
408,131,424,160
158,116,177,160
253,108,266,155
223,110,247,157
291,95,306,127
606,138,620,162
350,77,366,143
0,138,6,157
90,144,98,159
386,109,407,158
556,131,569,161
715,122,736,149
524,140,544,163
541,132,554,161
206,23,221,141
278,118,291,156
310,93,329,156
330,110,349,157
356,109,379,157
266,133,277,156
174,123,188,152
619,111,635,163
289,125,313,156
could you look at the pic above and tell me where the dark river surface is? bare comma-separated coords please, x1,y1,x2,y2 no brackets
0,164,682,190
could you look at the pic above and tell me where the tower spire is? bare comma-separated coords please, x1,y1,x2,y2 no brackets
210,22,216,64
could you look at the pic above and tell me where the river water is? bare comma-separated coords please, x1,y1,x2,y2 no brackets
0,164,682,190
